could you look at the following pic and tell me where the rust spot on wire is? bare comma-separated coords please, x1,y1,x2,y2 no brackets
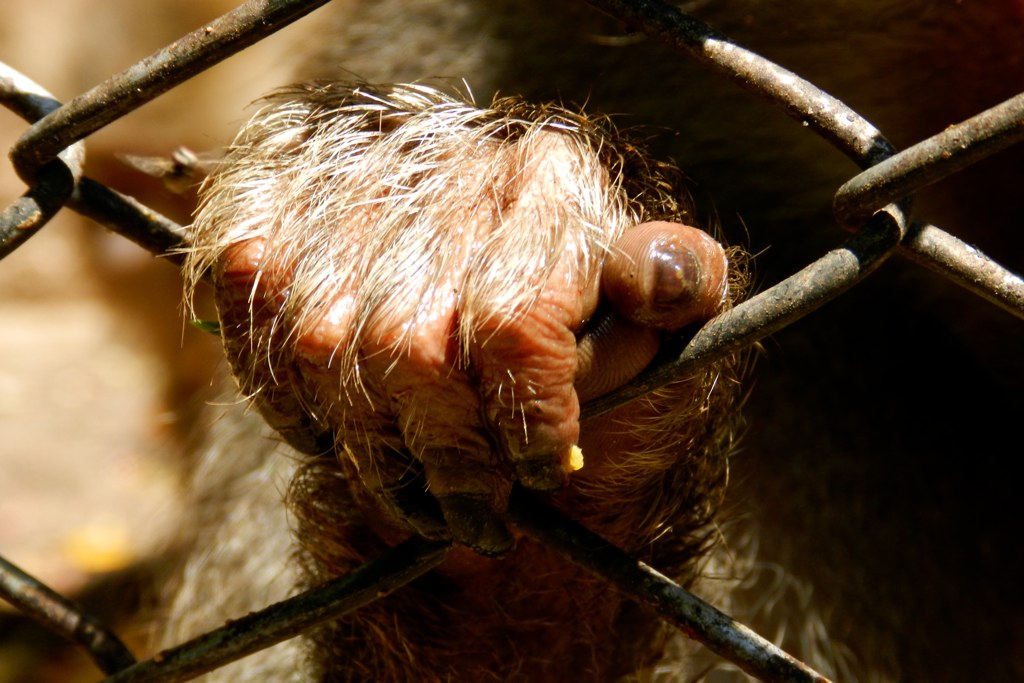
834,92,1024,226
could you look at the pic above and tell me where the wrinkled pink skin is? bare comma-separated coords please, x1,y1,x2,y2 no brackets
214,220,728,554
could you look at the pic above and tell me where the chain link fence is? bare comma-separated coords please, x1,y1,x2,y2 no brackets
1,0,1022,681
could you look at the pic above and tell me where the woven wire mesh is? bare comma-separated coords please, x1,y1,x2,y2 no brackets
1,1,1022,681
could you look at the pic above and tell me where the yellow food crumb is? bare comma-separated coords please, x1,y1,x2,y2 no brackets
569,445,585,471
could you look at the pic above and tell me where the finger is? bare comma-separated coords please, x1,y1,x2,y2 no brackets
574,311,661,403
292,293,450,539
214,238,331,454
473,256,588,492
601,221,729,331
362,283,515,553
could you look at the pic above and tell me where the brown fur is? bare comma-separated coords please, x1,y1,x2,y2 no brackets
174,82,746,680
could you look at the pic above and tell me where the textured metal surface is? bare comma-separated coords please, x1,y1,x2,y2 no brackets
101,537,451,683
0,555,136,674
0,63,84,258
0,62,188,261
9,0,332,178
509,492,832,683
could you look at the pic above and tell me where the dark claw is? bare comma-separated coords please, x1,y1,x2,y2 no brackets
381,470,450,540
515,457,569,492
437,494,515,557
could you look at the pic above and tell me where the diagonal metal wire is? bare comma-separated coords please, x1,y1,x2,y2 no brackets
579,0,1023,420
0,62,188,262
87,494,835,683
583,0,896,165
9,0,332,180
508,492,832,683
0,555,136,675
0,63,85,258
99,537,452,683
834,92,1024,226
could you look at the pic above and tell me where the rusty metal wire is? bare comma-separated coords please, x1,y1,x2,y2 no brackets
1,0,1022,681
0,555,136,675
582,0,1024,418
586,0,895,164
508,493,831,683
899,220,1024,318
1,0,337,261
93,494,828,683
9,0,332,181
0,64,85,259
835,92,1024,319
834,92,1024,226
101,537,451,683
0,63,189,262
